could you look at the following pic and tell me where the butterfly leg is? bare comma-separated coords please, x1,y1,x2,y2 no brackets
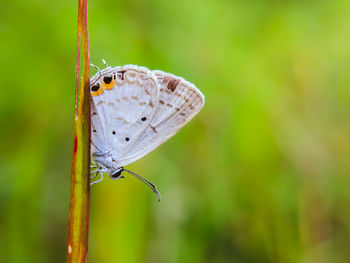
90,171,98,179
90,165,107,177
90,167,100,175
90,162,100,175
90,171,104,185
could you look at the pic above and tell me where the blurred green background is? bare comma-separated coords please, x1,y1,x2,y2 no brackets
1,0,350,262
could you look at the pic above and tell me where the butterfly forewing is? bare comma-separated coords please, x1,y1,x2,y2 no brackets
91,65,159,160
115,70,205,167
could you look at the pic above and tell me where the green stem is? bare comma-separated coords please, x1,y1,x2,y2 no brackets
67,0,90,261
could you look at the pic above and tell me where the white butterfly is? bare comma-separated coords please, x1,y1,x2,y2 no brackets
90,61,205,200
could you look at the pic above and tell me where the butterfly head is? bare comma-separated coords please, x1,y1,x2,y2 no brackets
110,167,124,180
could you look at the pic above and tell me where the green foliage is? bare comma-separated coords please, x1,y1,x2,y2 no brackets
1,0,350,262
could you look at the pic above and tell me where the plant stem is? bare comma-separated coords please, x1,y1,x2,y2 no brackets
67,0,90,261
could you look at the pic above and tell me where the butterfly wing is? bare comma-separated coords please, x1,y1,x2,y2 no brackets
91,65,159,162
115,70,205,167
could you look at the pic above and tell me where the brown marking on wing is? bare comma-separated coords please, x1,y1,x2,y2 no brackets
149,100,154,108
149,124,158,134
180,112,186,116
138,101,147,106
108,102,114,106
131,96,139,101
159,100,165,105
128,71,136,78
117,70,126,80
175,108,180,112
96,101,105,106
173,92,182,98
166,103,173,108
122,97,129,101
195,93,203,100
115,116,130,124
144,87,151,95
137,72,147,86
116,98,120,103
160,87,171,94
164,76,180,92
125,70,137,84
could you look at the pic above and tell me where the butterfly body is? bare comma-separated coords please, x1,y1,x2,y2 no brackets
90,64,204,189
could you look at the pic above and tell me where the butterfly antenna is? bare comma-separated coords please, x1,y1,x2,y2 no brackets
122,168,161,202
102,59,108,68
90,63,100,72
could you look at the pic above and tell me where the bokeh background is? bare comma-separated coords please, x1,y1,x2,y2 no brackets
1,0,350,262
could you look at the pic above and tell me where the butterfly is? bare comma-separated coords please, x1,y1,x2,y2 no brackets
90,61,205,201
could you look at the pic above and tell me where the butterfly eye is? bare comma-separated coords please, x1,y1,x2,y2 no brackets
111,169,123,178
102,74,114,89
